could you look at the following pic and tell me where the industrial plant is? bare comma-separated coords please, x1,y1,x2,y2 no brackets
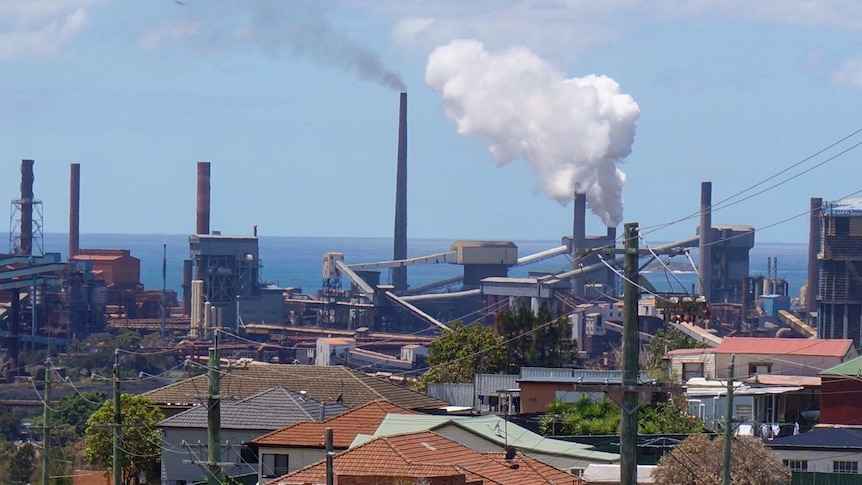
0,92,855,380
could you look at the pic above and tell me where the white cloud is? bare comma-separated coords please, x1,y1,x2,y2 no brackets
0,0,103,60
137,19,201,51
831,57,862,89
363,0,862,64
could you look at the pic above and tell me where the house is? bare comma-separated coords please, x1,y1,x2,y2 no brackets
158,387,348,485
819,353,862,425
684,378,810,434
361,412,619,472
663,348,715,383
518,369,654,414
582,464,657,484
144,361,448,416
269,430,582,485
712,337,856,379
767,427,862,475
250,400,419,483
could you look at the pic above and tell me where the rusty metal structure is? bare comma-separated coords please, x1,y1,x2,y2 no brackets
811,197,862,347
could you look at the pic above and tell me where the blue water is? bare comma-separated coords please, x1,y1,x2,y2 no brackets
7,233,808,300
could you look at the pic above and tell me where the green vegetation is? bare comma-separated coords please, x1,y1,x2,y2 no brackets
415,321,506,392
539,394,703,436
83,393,164,485
495,304,575,372
642,327,710,371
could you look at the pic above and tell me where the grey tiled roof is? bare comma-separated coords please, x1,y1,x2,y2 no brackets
145,362,447,410
158,386,349,430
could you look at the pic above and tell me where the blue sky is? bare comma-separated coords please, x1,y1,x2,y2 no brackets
0,0,860,245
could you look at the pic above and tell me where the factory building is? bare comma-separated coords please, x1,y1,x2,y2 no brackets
809,198,862,347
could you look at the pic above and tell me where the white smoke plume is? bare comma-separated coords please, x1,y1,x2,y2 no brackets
425,39,639,226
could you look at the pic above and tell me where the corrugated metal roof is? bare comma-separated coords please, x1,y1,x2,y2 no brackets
744,375,821,387
715,337,853,357
365,413,619,462
582,464,657,483
768,427,862,449
823,198,862,216
821,353,862,376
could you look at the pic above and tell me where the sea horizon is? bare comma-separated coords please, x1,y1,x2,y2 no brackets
3,232,809,302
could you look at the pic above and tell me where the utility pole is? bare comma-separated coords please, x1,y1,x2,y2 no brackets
325,427,334,485
620,222,639,485
42,361,51,485
722,354,735,485
570,222,685,485
161,242,167,341
207,333,222,485
113,350,122,485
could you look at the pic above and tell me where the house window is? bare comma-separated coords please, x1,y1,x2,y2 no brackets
748,363,771,376
834,461,859,474
783,460,808,471
682,363,705,381
274,454,290,476
240,445,258,465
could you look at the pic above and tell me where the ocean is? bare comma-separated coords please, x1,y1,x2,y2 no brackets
11,233,809,301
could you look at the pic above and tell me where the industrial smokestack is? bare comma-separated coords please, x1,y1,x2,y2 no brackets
605,225,617,293
69,163,80,259
573,192,587,252
196,161,211,235
19,159,34,256
392,92,408,291
698,181,712,299
807,197,822,316
571,191,587,296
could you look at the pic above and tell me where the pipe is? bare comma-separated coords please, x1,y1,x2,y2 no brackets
20,159,34,256
69,163,80,259
392,92,408,291
182,259,193,316
698,181,712,299
196,161,211,235
806,197,822,316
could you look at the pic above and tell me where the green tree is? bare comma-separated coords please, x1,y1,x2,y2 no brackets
57,390,106,435
652,434,790,485
0,404,22,441
9,443,35,485
643,328,709,370
495,303,575,372
83,394,164,485
539,394,702,436
415,321,506,392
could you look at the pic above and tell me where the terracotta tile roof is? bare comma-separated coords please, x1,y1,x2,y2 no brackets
144,362,447,410
251,399,418,448
270,431,582,485
714,337,853,357
158,387,348,430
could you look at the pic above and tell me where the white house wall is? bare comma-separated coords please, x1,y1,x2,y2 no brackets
772,449,862,474
161,427,263,485
258,446,330,483
714,354,844,379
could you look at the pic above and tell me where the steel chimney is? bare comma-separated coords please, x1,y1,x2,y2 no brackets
196,161,211,235
69,163,80,259
19,159,34,256
698,181,712,299
392,92,408,290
